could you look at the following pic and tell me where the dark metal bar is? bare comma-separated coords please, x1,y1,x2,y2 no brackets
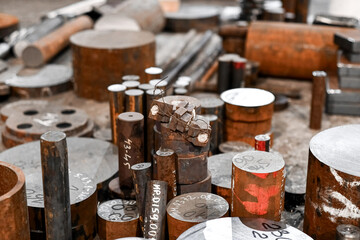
40,131,72,240
310,71,326,129
132,162,152,235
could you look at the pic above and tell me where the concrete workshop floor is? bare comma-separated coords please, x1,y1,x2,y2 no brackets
0,0,359,169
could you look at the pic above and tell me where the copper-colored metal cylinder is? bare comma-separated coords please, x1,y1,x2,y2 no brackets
144,180,168,240
145,67,163,82
71,30,155,101
176,153,208,185
167,192,229,240
97,199,140,239
231,151,285,221
295,0,310,23
125,89,144,113
154,148,178,201
221,88,275,147
0,161,30,240
245,22,358,79
0,13,19,39
108,84,127,145
117,112,145,198
23,16,93,68
304,125,360,240
40,131,72,240
309,71,326,130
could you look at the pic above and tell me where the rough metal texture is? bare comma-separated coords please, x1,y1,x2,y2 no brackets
2,101,94,148
40,131,72,240
0,161,30,240
304,125,360,240
71,30,155,101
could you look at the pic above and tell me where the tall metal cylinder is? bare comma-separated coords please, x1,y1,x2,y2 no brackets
108,84,127,145
40,131,72,240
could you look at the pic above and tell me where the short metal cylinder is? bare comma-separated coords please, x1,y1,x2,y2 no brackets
125,89,144,113
145,67,163,82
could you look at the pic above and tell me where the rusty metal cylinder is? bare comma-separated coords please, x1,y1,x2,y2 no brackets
0,161,30,240
40,131,72,240
71,30,155,101
221,88,275,147
131,162,152,234
97,199,140,240
231,151,285,221
145,67,163,82
154,148,178,201
108,84,127,145
177,171,212,195
304,125,360,240
22,16,93,68
166,192,229,240
125,89,144,113
245,22,358,79
309,71,326,130
117,112,145,199
144,180,168,240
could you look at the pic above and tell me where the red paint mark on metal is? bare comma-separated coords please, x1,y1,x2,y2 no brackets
232,61,246,69
251,173,269,179
238,184,280,215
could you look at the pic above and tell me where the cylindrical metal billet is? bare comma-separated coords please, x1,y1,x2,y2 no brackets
14,16,65,58
221,88,275,122
219,141,253,153
201,114,218,155
117,112,145,198
245,22,358,79
22,16,93,68
309,71,326,130
304,125,360,240
336,224,360,240
71,30,155,101
145,67,163,82
131,162,152,234
217,54,237,94
125,89,144,113
208,152,238,206
255,134,271,152
167,192,229,240
108,84,127,145
176,153,208,185
154,148,178,201
178,172,212,194
40,131,72,240
123,81,140,90
97,199,140,240
295,0,310,23
231,151,285,221
177,217,313,240
122,75,140,82
0,161,30,240
221,88,275,147
144,180,168,240
231,57,247,89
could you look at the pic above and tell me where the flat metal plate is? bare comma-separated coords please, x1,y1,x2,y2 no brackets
0,137,118,186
